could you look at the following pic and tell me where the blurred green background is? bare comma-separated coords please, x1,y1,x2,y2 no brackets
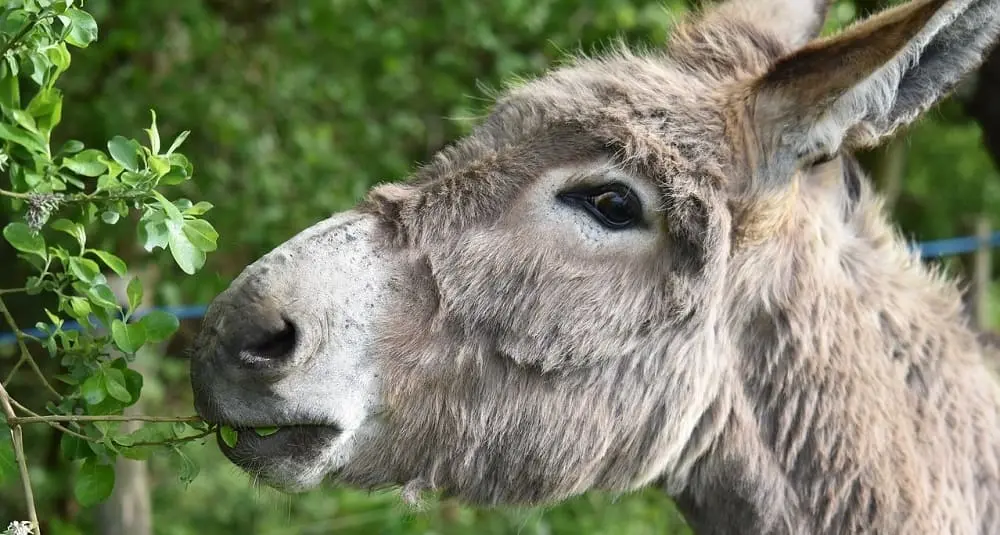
3,0,1000,533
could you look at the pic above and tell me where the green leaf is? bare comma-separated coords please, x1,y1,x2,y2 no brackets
74,458,115,507
95,174,120,193
67,256,100,283
145,109,160,154
119,171,145,186
139,310,179,343
220,426,238,448
27,86,63,135
115,423,161,459
107,135,141,172
63,8,99,48
46,43,72,77
0,66,20,109
51,218,86,249
254,427,279,437
111,319,145,354
126,277,143,311
167,222,206,275
115,423,171,449
54,374,80,386
86,283,120,311
62,149,108,177
0,122,46,153
119,445,156,461
81,373,106,405
3,222,46,259
172,446,200,486
182,219,218,252
44,308,64,328
183,201,214,216
148,154,170,177
66,296,91,323
89,250,127,276
59,140,85,155
137,216,169,252
165,130,190,155
60,434,94,461
103,367,133,402
123,368,143,404
11,109,38,133
160,152,193,185
0,429,16,485
101,211,120,225
151,190,183,224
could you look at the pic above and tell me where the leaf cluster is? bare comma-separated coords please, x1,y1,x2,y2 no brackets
0,0,219,520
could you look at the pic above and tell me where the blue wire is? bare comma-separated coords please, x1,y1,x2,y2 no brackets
0,305,208,346
2,232,999,346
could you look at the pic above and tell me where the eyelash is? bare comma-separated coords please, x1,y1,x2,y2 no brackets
557,182,645,230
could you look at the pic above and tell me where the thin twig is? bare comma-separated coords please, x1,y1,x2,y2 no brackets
0,188,32,200
0,13,44,58
3,355,27,386
11,398,212,447
0,296,62,399
0,383,41,535
130,428,215,448
0,288,27,295
9,398,98,443
9,414,203,425
0,187,151,204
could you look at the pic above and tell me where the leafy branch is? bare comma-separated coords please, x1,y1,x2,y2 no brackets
0,1,220,532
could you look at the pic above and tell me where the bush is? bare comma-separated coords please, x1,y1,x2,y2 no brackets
0,2,218,532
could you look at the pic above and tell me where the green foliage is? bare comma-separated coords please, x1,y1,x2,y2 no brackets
72,458,113,507
0,0,997,534
0,0,219,528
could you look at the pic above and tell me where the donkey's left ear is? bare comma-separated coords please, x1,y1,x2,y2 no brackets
744,0,1000,193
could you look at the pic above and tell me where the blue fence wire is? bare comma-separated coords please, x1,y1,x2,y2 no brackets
2,231,1000,347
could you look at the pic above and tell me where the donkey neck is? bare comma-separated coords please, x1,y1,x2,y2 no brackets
675,244,1000,534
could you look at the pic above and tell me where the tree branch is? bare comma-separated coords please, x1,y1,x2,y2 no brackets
9,414,203,425
0,382,41,535
0,296,62,399
0,189,32,200
10,398,101,444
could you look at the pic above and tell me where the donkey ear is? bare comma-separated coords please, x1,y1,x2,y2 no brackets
709,0,833,49
745,0,1000,193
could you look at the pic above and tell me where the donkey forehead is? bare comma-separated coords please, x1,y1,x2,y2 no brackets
408,54,730,195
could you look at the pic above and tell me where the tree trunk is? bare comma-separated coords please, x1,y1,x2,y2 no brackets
93,269,159,535
93,414,152,535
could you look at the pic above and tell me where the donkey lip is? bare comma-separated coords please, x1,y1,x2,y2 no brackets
215,424,342,467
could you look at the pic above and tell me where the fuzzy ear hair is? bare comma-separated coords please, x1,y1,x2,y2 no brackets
743,0,1000,194
708,0,834,49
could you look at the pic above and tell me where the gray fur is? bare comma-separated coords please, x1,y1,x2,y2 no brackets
188,0,1000,533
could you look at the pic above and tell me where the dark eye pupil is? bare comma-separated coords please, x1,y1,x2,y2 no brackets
556,182,643,230
594,192,633,223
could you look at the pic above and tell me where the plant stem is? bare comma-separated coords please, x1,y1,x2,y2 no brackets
0,188,32,200
130,428,215,448
0,288,27,295
9,398,98,443
1,186,152,203
0,13,44,59
3,355,27,386
0,382,41,535
10,398,213,448
0,296,62,399
9,414,203,425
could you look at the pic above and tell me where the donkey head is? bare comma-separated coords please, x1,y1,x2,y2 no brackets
189,0,1000,511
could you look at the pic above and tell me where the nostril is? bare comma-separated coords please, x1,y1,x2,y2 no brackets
240,320,297,365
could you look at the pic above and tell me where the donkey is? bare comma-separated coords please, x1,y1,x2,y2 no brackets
188,0,1000,532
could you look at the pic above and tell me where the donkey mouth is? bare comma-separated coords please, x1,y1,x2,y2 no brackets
216,424,342,470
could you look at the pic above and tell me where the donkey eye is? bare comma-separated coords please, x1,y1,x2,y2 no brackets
558,182,644,230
